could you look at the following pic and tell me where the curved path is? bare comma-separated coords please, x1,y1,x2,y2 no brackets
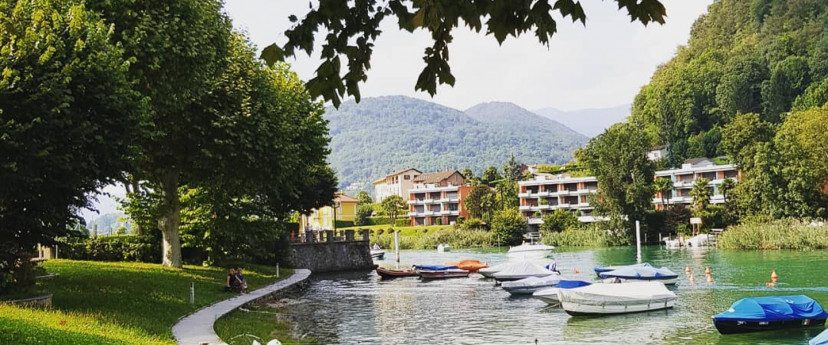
173,269,311,345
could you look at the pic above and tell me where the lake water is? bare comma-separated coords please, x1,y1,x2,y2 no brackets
283,247,828,344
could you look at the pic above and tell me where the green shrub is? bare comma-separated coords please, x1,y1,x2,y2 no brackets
335,220,354,228
539,209,579,233
354,205,374,226
59,236,160,263
490,209,526,246
372,228,496,250
461,218,486,230
718,219,828,250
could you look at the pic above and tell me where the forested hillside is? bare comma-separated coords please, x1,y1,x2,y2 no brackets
326,96,587,190
630,0,828,166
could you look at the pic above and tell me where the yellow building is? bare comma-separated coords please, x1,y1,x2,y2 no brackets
300,192,358,232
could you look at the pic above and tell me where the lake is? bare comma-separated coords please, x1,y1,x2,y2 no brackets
283,246,828,344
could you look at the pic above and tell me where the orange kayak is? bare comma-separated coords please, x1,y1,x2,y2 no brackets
444,259,489,272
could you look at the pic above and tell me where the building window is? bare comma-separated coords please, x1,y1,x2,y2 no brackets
404,175,410,180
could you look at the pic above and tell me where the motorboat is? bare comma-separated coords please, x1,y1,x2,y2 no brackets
492,261,558,282
479,261,557,279
376,266,417,279
437,244,451,252
414,265,469,279
593,262,653,277
444,259,489,272
501,275,561,295
811,328,828,345
507,242,555,255
532,280,593,305
713,295,828,335
558,281,677,316
598,266,679,285
370,249,385,260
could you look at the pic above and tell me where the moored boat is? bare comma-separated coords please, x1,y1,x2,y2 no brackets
414,265,469,279
501,275,561,295
376,266,417,279
598,266,679,285
558,281,677,316
493,261,558,282
593,262,653,277
444,259,489,272
370,249,385,260
437,244,451,252
811,328,828,345
713,295,828,335
532,280,593,305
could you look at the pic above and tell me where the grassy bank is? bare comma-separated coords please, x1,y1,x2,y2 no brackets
718,219,828,249
541,227,629,247
372,227,497,250
0,260,289,345
215,304,315,345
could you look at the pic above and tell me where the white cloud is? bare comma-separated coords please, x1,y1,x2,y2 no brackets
224,0,713,111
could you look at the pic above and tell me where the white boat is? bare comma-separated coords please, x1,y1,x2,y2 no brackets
507,242,555,254
501,275,561,295
598,266,679,285
532,280,593,305
370,249,385,259
685,234,712,247
479,261,511,278
437,244,451,252
493,261,558,282
558,281,677,316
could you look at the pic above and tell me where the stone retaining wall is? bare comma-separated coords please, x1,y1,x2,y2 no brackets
287,241,374,273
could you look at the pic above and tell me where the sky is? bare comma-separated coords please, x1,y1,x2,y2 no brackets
224,0,714,111
81,0,714,223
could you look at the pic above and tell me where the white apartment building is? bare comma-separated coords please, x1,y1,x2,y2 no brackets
372,168,421,202
653,157,739,210
518,174,602,226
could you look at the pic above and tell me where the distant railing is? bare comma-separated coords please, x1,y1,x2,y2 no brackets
290,229,371,244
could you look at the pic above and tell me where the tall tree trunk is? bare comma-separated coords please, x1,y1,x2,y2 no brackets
158,171,182,268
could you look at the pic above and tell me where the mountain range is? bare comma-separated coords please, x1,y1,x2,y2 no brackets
534,104,630,137
326,96,626,192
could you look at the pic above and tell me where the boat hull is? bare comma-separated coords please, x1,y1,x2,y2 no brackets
376,267,416,279
494,273,558,282
504,285,557,295
370,251,385,260
417,269,469,279
562,299,676,316
533,289,561,305
713,318,827,335
601,277,678,285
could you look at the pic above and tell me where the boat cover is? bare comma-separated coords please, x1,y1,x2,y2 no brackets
811,328,828,345
599,266,678,279
501,275,561,290
593,262,653,273
414,265,458,271
713,295,828,322
508,243,555,253
493,261,555,279
558,281,676,306
479,261,555,276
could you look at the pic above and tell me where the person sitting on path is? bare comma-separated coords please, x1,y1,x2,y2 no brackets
235,267,248,292
225,268,241,293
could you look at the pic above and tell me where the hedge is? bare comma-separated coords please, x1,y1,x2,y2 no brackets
58,236,160,263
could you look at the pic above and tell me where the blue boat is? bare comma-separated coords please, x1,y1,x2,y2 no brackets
713,295,828,334
593,262,653,276
413,265,458,271
598,266,679,285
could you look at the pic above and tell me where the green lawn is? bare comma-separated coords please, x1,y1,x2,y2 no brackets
0,260,288,345
215,305,316,345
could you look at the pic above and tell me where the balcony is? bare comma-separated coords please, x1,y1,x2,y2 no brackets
577,188,598,194
422,198,435,204
558,190,570,196
407,212,418,217
518,192,530,198
538,204,551,210
527,217,543,225
519,205,533,211
537,191,551,197
576,202,591,208
554,203,571,209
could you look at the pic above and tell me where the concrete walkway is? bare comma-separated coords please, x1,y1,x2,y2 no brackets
173,269,311,345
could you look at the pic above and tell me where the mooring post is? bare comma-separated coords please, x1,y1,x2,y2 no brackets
189,282,194,305
635,221,642,263
276,262,280,278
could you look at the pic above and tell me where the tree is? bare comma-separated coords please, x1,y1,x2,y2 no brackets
354,204,374,226
539,210,579,234
581,123,655,231
495,180,519,211
720,178,736,204
381,195,406,226
463,185,493,219
0,0,142,288
502,154,522,182
761,56,811,123
654,177,674,208
720,112,773,170
481,166,502,186
461,168,475,181
265,1,666,106
689,177,711,217
491,209,527,246
357,191,373,205
773,104,828,218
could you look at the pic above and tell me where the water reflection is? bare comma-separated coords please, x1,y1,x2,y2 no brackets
284,247,828,344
